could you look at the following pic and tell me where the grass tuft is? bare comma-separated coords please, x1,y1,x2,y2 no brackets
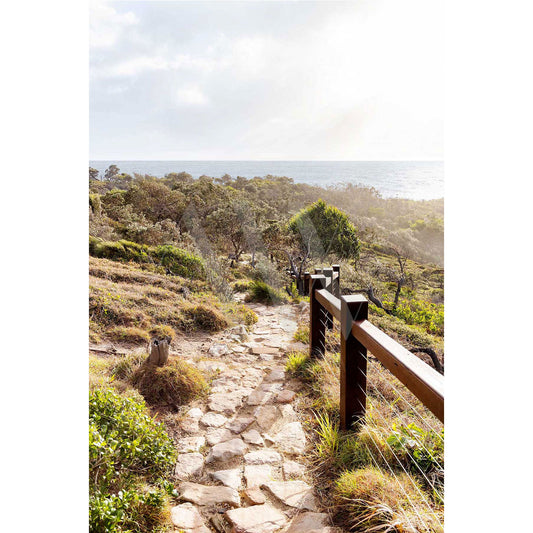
108,326,150,344
245,280,288,305
131,358,209,409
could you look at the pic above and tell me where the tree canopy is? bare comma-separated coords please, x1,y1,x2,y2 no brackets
288,199,360,263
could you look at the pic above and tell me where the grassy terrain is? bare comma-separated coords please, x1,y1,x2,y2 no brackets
89,256,257,345
286,328,444,532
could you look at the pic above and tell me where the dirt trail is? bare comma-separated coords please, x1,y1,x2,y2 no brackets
169,297,341,533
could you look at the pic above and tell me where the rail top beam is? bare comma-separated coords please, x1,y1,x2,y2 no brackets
310,283,444,424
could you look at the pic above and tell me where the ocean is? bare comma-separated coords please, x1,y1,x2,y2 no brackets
88,160,443,201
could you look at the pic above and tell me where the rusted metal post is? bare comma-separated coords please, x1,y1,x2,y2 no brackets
340,295,368,430
332,264,340,298
322,267,334,329
303,272,310,296
310,274,327,358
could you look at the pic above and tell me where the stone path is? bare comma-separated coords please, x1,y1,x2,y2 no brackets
170,298,341,533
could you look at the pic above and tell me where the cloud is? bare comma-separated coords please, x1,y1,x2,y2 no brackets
176,85,209,106
90,1,138,49
90,0,443,160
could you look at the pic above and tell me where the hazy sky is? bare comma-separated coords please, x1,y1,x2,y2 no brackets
90,0,443,161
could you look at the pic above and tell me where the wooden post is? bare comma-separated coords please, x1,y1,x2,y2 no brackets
332,264,340,298
309,274,327,358
340,295,368,430
322,267,334,329
147,337,171,366
314,267,323,275
303,272,310,296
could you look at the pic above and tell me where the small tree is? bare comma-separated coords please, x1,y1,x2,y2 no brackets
289,199,361,263
104,165,120,181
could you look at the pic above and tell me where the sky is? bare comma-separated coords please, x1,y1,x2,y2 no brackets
90,0,444,161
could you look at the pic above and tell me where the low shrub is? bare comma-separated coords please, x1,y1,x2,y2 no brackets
332,467,442,532
89,388,176,532
111,352,147,381
108,326,150,344
285,351,310,376
89,237,205,280
226,303,259,327
293,324,310,344
149,324,176,341
131,358,208,408
181,304,229,332
232,280,252,292
245,280,288,305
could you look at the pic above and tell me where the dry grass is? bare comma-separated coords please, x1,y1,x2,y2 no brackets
109,326,151,344
89,257,257,343
333,467,443,533
291,347,444,532
131,358,209,409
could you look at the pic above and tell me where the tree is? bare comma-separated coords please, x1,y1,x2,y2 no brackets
288,199,361,263
205,198,262,263
89,167,100,181
124,178,186,223
104,165,120,181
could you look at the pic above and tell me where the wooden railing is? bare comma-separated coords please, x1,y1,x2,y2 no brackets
306,265,444,429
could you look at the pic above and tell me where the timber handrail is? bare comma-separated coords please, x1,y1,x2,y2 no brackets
308,266,444,429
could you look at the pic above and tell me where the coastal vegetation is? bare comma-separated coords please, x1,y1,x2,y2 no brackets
88,165,444,532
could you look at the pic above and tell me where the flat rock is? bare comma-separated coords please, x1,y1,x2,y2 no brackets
283,460,306,478
276,390,296,403
177,436,206,453
254,405,280,431
211,468,242,490
246,389,272,406
243,487,266,505
265,368,286,382
175,453,204,480
208,393,242,414
179,482,240,507
187,407,204,418
197,360,227,373
170,502,210,533
244,450,282,465
200,412,228,428
250,346,279,355
206,438,246,463
226,416,255,434
208,343,229,357
206,427,234,446
262,480,318,511
225,504,287,533
273,422,307,454
242,429,264,445
286,512,330,533
244,464,273,488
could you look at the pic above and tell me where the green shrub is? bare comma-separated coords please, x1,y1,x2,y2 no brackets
232,280,252,292
131,358,208,408
285,351,310,376
89,237,205,280
226,303,258,327
89,388,176,532
245,280,288,305
293,324,310,344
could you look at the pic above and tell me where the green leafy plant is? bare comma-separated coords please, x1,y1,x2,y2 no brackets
245,280,288,305
89,388,176,532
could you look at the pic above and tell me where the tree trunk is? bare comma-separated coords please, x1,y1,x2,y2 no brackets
147,337,170,366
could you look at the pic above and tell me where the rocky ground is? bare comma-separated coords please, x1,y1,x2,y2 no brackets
169,297,342,533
